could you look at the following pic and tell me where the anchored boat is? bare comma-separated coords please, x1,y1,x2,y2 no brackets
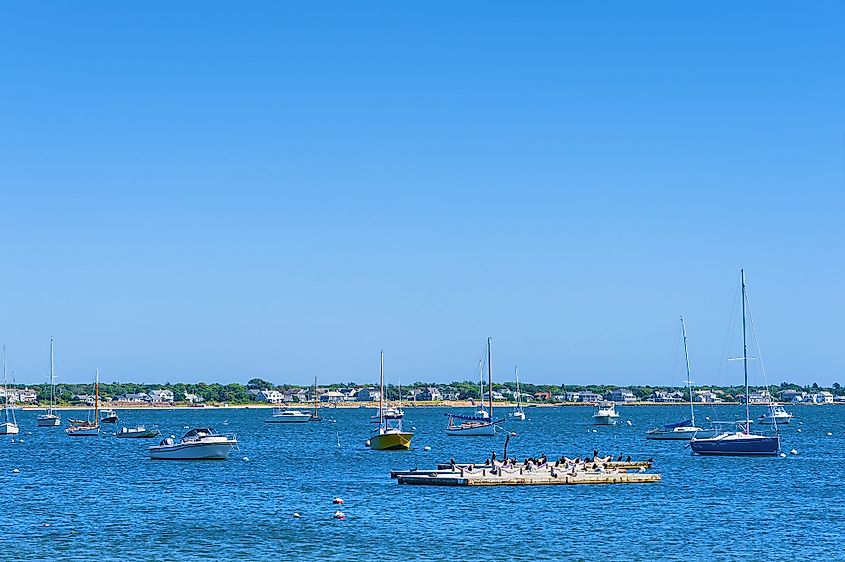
116,425,161,439
647,317,719,440
369,351,413,450
690,271,781,456
37,338,61,427
265,409,312,423
509,367,526,421
66,369,101,436
149,428,237,460
592,402,620,425
445,339,501,436
0,346,19,436
758,405,793,425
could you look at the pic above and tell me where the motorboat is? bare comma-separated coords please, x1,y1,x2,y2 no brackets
758,405,793,425
149,428,237,460
115,425,161,439
100,409,119,424
370,407,404,422
264,409,312,423
592,401,620,425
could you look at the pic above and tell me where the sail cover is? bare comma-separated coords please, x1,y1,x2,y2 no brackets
663,418,693,429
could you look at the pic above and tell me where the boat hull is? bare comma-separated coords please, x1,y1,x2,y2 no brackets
369,431,413,450
445,423,497,436
646,427,720,440
100,416,119,424
0,422,20,435
37,415,62,427
690,434,780,456
149,442,235,460
66,426,100,436
265,416,311,423
592,415,619,426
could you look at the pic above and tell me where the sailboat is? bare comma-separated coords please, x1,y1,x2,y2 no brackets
368,351,413,450
0,346,20,435
37,338,62,427
509,367,526,420
647,317,719,440
66,370,101,436
445,338,502,436
690,270,781,456
309,376,322,421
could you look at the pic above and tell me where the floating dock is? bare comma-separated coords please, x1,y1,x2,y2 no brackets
397,465,660,487
432,460,652,472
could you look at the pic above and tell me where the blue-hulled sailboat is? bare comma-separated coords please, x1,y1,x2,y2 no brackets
690,270,780,456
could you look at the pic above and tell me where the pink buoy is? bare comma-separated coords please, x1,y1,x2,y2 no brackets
332,497,344,505
333,511,346,520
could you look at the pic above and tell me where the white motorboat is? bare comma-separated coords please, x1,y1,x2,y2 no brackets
149,428,237,460
371,407,404,422
265,409,312,423
1,346,20,435
115,425,161,438
592,401,620,425
100,409,119,424
758,405,793,425
38,338,62,427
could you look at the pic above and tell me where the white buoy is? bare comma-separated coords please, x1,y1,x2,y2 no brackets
705,416,711,421
333,511,346,520
423,445,432,451
796,428,802,433
242,456,249,462
592,429,598,433
790,449,798,455
626,420,632,426
292,512,301,518
332,497,344,505
18,439,24,444
827,432,833,436
364,440,371,447
12,468,20,474
779,453,787,458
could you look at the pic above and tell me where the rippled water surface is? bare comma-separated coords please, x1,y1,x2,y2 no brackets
2,405,843,561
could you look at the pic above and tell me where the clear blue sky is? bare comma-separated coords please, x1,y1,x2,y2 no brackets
1,2,843,386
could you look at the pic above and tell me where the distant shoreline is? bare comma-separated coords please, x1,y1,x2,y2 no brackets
13,400,829,411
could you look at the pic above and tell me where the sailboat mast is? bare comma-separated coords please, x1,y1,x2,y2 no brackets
95,369,100,425
50,338,55,412
487,337,493,417
680,316,694,426
379,351,384,424
313,376,318,416
478,360,484,409
741,270,749,434
515,367,521,409
2,346,7,423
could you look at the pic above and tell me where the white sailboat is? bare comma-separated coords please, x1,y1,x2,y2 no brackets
509,367,526,421
647,317,719,440
0,346,20,435
37,338,62,427
445,338,501,436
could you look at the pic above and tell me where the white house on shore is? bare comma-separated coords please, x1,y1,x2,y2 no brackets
149,389,175,403
606,389,637,403
256,390,285,404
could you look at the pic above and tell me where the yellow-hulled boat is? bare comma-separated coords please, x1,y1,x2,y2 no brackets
370,429,413,450
368,351,413,451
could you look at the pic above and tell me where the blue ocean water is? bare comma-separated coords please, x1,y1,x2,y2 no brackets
1,404,843,561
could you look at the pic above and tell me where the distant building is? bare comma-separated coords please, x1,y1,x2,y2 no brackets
779,390,804,403
319,391,346,403
483,391,507,401
419,387,442,401
184,393,204,404
565,391,601,403
116,392,151,403
149,389,175,403
256,390,285,404
651,391,684,403
533,391,551,401
606,389,637,403
71,394,96,406
356,388,381,402
2,387,38,403
694,390,721,403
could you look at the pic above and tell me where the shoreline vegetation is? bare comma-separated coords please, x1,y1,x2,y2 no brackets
2,378,842,409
